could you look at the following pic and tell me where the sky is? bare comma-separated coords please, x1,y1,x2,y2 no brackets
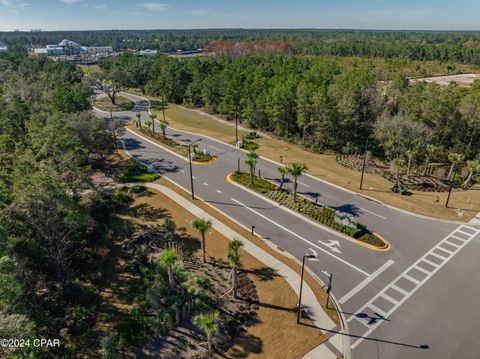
1,0,480,31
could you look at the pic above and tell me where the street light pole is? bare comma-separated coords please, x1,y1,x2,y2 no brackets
360,136,370,190
235,104,239,145
297,254,316,324
326,273,333,309
187,139,202,200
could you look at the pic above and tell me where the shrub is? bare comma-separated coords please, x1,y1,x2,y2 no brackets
121,160,160,183
64,279,97,306
243,140,259,151
130,185,147,194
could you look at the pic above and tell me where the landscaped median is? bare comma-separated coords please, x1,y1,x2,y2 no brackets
127,123,217,165
229,171,390,251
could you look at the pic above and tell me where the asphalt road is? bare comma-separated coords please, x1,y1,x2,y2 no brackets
95,92,480,359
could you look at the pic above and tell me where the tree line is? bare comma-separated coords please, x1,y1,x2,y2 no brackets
5,29,480,64
100,53,480,177
0,49,121,357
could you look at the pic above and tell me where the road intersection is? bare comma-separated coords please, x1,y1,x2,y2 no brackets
96,93,480,359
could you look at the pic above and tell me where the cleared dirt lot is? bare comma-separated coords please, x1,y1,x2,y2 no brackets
411,73,480,86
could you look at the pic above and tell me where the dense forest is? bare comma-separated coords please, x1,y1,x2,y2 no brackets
99,53,480,175
4,29,480,63
0,49,123,357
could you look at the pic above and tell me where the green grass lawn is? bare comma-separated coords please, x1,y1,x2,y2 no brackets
95,95,135,112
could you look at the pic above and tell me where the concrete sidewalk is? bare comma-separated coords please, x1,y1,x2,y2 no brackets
128,181,345,358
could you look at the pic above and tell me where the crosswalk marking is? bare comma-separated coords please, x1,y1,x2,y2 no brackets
391,285,408,296
414,265,430,275
349,225,480,350
403,273,421,285
381,293,398,305
368,304,386,317
421,258,439,268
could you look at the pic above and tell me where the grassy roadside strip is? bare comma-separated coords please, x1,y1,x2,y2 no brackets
129,91,477,222
231,171,389,249
139,168,341,328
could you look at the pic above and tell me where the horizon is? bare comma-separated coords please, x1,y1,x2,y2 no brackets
1,0,480,31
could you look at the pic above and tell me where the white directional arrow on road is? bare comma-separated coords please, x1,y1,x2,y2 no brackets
318,239,342,254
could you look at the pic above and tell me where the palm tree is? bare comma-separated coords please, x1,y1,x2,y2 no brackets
159,119,169,140
158,249,178,288
135,113,142,129
406,150,417,177
424,144,437,175
463,159,480,187
245,158,257,186
447,153,463,180
247,151,259,174
393,157,406,186
227,239,244,299
149,113,156,133
144,120,152,133
192,218,212,264
193,311,219,350
288,162,308,202
278,166,289,190
159,93,168,123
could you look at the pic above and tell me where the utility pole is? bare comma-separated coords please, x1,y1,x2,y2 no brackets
360,136,370,190
297,254,316,324
187,139,202,200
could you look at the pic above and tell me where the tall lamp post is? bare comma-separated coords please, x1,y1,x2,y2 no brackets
360,136,370,190
297,254,316,324
187,139,202,200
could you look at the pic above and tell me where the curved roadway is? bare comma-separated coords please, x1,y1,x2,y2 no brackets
95,92,480,359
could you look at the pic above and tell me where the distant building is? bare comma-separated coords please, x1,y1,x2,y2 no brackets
34,48,48,55
0,46,7,53
136,49,158,56
86,46,113,54
30,29,42,32
46,45,65,56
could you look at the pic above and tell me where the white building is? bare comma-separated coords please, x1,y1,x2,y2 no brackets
86,46,113,54
0,46,7,53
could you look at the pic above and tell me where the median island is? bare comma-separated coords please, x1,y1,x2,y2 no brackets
128,122,216,164
230,171,389,250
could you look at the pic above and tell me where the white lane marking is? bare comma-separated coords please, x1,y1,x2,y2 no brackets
216,190,222,194
230,197,369,276
203,182,208,186
297,181,310,187
180,170,185,173
339,259,395,304
359,207,387,220
208,145,220,150
192,176,196,179
349,225,480,350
